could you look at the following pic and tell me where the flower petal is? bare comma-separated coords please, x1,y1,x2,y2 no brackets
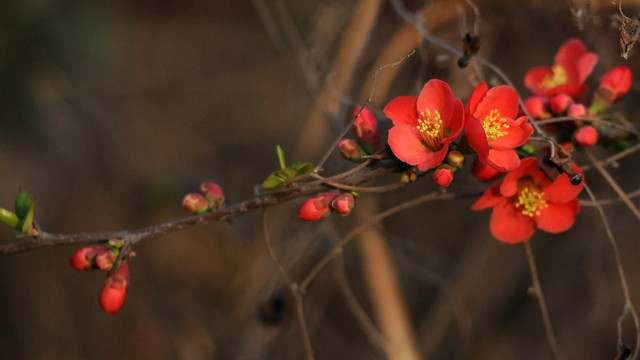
543,163,584,203
535,199,580,233
465,114,489,159
388,124,430,166
465,81,488,114
525,67,554,95
472,183,503,210
417,146,448,171
487,148,521,172
416,79,453,119
383,96,418,126
446,98,465,139
474,85,520,120
490,199,536,243
500,157,540,197
489,116,533,149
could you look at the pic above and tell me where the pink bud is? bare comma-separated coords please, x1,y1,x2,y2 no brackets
549,93,573,114
200,182,225,210
471,157,502,182
338,139,366,163
567,103,587,118
574,125,598,147
298,191,340,221
523,96,551,120
353,107,380,154
331,193,355,216
100,262,130,314
446,151,465,168
432,164,454,187
95,251,116,271
182,193,209,214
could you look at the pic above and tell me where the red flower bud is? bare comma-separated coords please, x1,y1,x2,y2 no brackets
182,193,209,214
95,251,116,271
523,96,551,120
446,151,465,168
338,139,366,163
471,157,502,182
432,164,454,187
353,107,380,154
567,103,587,118
591,66,632,113
331,193,356,216
298,191,340,221
70,246,110,271
574,125,598,147
99,262,130,314
200,182,225,210
550,93,573,114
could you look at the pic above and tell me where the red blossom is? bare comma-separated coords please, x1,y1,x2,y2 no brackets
298,191,340,221
384,79,464,171
574,125,598,147
591,65,633,113
432,164,454,187
353,107,380,154
472,157,584,243
524,38,598,98
331,193,356,216
464,82,533,172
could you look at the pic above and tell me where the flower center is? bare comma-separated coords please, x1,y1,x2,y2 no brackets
515,185,548,217
482,109,510,142
416,109,443,151
538,65,568,90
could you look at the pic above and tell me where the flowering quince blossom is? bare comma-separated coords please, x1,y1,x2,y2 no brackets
524,38,598,98
384,79,464,171
591,65,632,113
472,157,584,243
100,262,130,314
464,82,533,172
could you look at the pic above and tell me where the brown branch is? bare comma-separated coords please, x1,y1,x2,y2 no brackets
0,160,402,256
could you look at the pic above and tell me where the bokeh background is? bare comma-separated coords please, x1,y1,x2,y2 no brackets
1,0,640,359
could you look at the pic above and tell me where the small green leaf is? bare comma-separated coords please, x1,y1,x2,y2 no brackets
0,208,20,229
14,192,34,220
21,206,34,235
276,145,286,170
261,173,286,189
291,162,315,176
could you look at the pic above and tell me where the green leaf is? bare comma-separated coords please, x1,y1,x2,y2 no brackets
21,206,34,235
276,145,286,170
291,162,315,176
0,208,20,229
14,192,33,220
261,173,286,189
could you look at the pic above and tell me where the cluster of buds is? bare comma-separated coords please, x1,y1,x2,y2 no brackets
338,107,381,162
70,239,130,314
298,191,357,221
182,181,225,214
432,151,465,187
523,39,632,149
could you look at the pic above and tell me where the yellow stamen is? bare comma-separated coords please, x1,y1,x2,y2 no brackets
416,109,443,150
515,186,548,217
482,109,510,142
538,65,568,90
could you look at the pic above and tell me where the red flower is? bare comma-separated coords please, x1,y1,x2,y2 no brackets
524,38,598,98
472,157,583,243
464,82,533,171
591,65,632,113
298,191,340,221
384,79,464,171
353,106,380,154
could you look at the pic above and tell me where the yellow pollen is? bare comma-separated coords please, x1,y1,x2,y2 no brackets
538,65,569,90
416,109,443,150
482,109,510,142
515,186,548,218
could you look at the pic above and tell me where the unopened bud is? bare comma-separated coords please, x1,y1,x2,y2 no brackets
574,125,598,147
401,168,418,183
298,191,340,221
100,262,130,314
200,182,225,210
567,103,587,118
70,246,110,271
432,165,454,187
591,66,632,114
549,93,573,114
95,250,117,271
331,193,356,216
523,96,551,120
353,107,380,154
446,151,465,168
338,139,366,163
182,193,209,214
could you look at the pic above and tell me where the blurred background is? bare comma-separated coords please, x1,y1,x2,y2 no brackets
1,0,640,359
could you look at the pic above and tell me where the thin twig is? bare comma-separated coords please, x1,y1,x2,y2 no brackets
309,173,406,193
524,241,559,360
583,182,640,360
